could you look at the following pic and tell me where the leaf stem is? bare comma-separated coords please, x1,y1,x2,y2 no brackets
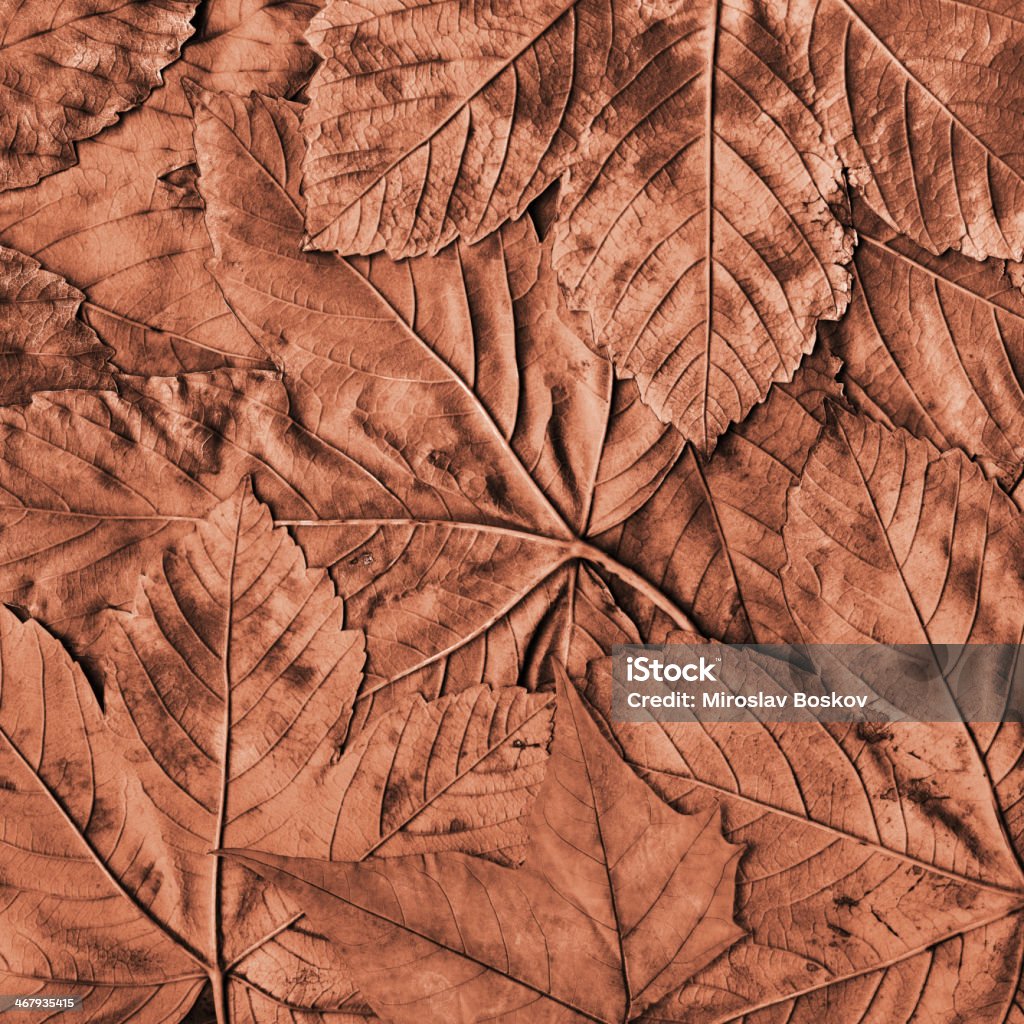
571,540,699,635
209,967,228,1024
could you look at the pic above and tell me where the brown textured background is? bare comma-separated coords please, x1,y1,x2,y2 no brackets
2,0,1024,1022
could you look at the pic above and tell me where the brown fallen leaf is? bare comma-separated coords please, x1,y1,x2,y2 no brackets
782,403,1024,651
320,685,554,865
823,199,1024,487
191,86,731,722
224,667,747,1024
0,470,557,1020
519,474,1024,1024
0,90,850,737
566,616,1024,1023
0,0,318,373
778,0,1024,261
234,684,554,1015
0,478,365,1019
299,0,587,257
0,243,113,405
782,408,1024,812
299,0,852,451
0,614,206,1021
594,347,844,644
0,0,198,190
689,405,1024,1023
779,404,1024,839
548,0,852,453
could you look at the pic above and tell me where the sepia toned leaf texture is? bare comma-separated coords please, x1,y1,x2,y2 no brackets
2,4,1024,1024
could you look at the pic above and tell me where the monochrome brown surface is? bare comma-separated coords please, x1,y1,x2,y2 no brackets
0,0,197,189
301,0,854,451
0,245,114,404
2,2,1024,1023
228,668,746,1024
779,0,1024,261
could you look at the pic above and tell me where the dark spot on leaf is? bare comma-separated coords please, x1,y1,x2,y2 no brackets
485,472,508,507
905,780,984,859
856,722,894,743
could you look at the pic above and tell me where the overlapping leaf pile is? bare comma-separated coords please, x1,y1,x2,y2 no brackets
2,1,1024,1022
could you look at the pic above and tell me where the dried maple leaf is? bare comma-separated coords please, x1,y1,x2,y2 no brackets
190,86,741,720
563,614,1024,1022
822,199,1024,487
224,667,747,1024
1,476,553,1021
0,0,198,190
0,0,318,374
298,0,852,451
777,0,1024,261
0,88,848,726
0,243,113,405
660,405,1024,1023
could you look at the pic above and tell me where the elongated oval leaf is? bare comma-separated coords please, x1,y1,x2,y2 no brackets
825,201,1024,485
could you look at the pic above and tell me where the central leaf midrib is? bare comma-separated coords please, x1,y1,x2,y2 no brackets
208,493,245,1015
